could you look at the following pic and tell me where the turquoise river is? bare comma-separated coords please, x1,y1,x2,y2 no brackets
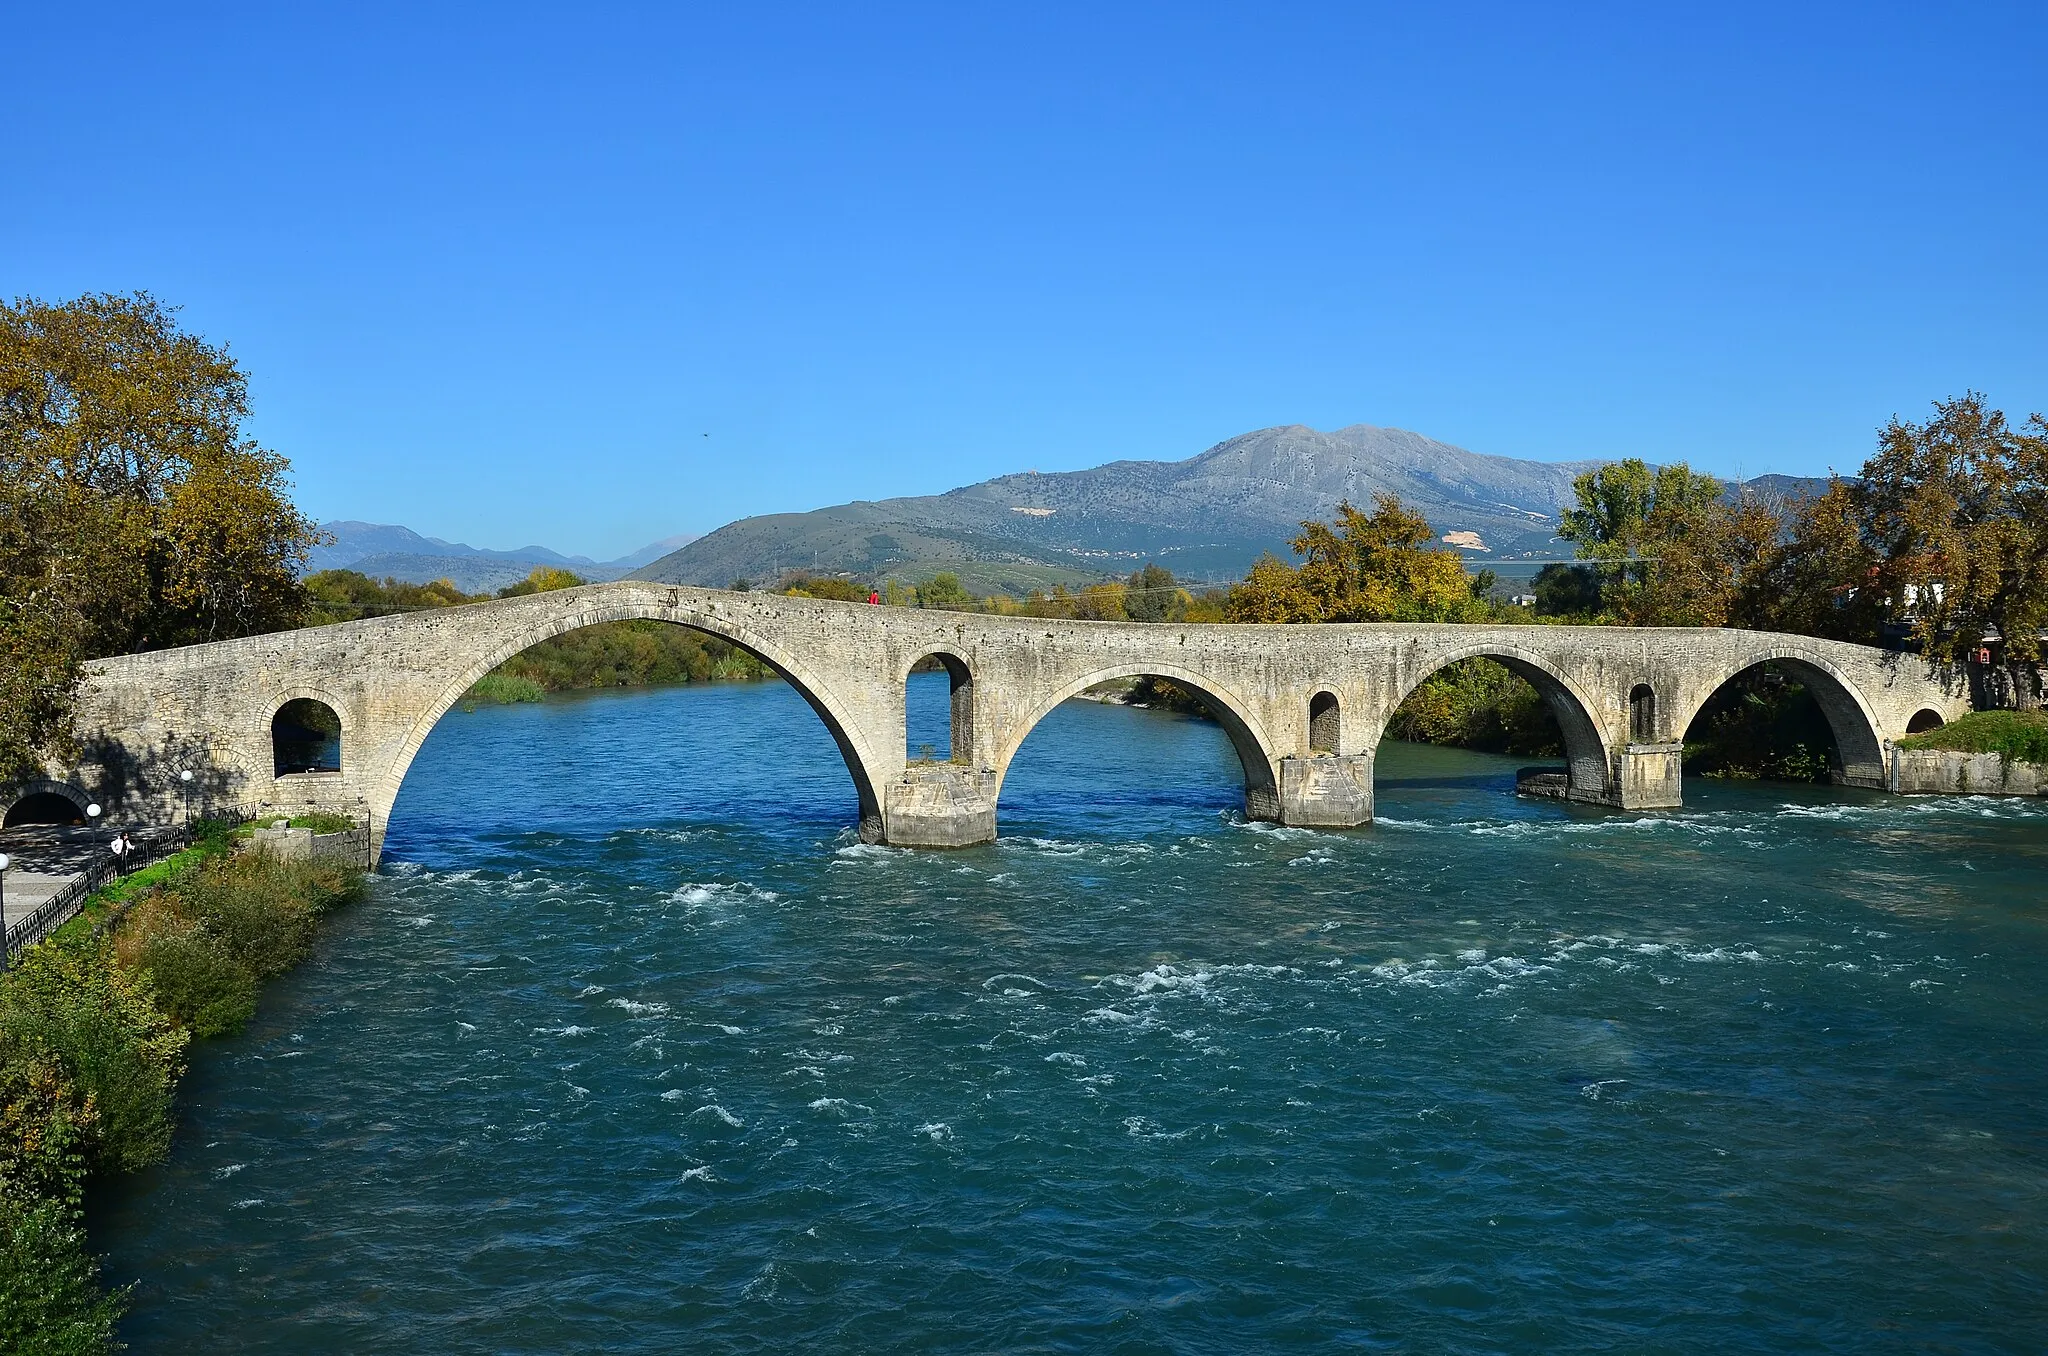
95,675,2048,1352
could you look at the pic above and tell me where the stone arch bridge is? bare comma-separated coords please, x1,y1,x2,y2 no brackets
17,582,1965,861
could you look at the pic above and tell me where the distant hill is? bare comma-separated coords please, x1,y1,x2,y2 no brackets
309,522,697,593
634,424,1615,594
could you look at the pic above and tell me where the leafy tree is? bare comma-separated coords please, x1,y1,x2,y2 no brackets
1557,458,1769,624
1123,563,1187,623
1228,495,1487,623
916,572,975,611
498,565,584,596
303,569,476,624
1,292,322,781
1532,564,1603,619
1735,394,2048,667
783,575,865,602
0,938,186,1177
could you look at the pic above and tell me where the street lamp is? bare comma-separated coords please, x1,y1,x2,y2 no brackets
86,803,102,848
179,769,194,826
0,852,11,958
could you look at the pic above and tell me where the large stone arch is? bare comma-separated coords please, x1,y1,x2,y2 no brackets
1374,642,1618,802
372,599,892,850
1669,645,1889,787
1,778,92,826
991,662,1282,821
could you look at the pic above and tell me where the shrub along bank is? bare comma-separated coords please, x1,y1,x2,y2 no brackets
0,824,363,1351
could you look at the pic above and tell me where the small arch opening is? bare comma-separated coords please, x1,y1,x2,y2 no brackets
4,791,86,827
273,698,343,776
1308,691,1341,754
1629,684,1657,742
1906,708,1946,734
908,654,973,763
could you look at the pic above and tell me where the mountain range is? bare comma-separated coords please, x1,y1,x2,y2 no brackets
635,424,1636,594
309,523,695,594
320,424,1829,597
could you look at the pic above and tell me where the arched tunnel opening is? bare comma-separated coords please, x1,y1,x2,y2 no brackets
273,699,344,776
4,791,87,827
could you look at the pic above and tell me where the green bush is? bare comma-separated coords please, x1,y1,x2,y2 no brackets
0,940,185,1178
0,1057,125,1352
131,929,258,1039
0,1194,126,1354
1898,709,2048,764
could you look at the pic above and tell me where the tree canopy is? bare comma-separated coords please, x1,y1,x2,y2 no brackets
1,293,322,780
1735,394,2048,663
1228,495,1488,623
1556,458,1778,627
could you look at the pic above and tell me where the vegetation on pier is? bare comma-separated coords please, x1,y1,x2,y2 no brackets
1897,709,2048,765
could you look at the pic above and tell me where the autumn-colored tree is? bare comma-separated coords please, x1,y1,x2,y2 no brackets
1557,458,1770,625
1735,394,2048,666
1,293,323,780
1228,495,1486,623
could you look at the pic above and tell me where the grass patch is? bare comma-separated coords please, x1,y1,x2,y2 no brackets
462,672,545,707
245,811,357,835
1897,709,2048,764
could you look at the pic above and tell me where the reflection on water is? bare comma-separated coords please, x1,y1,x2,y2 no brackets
96,676,2048,1353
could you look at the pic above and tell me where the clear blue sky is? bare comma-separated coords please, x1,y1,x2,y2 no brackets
7,3,2044,560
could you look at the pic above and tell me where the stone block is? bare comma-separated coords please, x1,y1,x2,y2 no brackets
1278,755,1372,827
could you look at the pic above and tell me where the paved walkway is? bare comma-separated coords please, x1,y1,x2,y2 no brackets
0,824,149,934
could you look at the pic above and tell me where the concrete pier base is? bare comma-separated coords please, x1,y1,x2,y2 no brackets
1616,742,1684,809
1277,755,1374,827
882,763,997,847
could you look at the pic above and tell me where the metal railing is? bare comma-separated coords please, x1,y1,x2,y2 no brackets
3,812,253,963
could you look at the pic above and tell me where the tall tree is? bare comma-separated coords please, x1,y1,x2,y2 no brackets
1229,495,1487,623
1736,394,2048,666
1123,563,1186,623
1557,458,1762,624
1,292,322,780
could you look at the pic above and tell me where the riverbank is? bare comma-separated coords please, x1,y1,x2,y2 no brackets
0,823,365,1352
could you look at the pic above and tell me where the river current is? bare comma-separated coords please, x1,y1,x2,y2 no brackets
96,676,2048,1352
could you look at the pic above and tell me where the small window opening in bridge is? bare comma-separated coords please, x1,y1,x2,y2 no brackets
1629,684,1657,742
1906,709,1945,734
1681,662,1841,784
3,791,85,827
273,698,343,776
1309,690,1341,754
907,654,973,763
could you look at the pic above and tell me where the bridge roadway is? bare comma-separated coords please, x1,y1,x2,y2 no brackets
10,582,1967,862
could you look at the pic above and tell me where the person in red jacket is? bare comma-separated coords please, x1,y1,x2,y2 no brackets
867,589,880,605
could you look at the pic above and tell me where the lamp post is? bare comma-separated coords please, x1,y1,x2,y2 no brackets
179,769,194,826
0,851,11,969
